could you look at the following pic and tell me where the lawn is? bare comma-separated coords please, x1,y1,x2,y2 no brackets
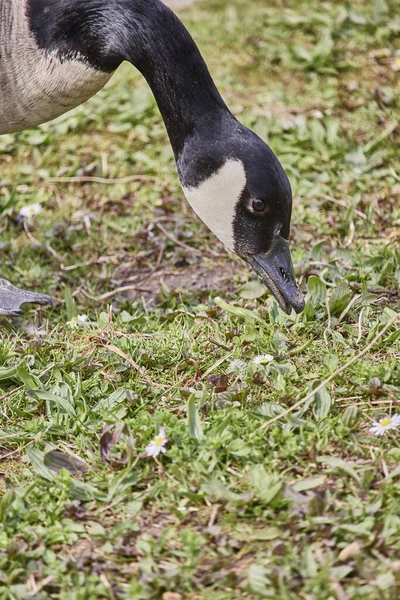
1,0,400,598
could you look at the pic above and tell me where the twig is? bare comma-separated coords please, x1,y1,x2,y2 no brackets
80,285,150,302
99,574,116,600
208,338,232,351
175,358,202,381
331,581,349,600
0,365,56,421
28,575,55,597
390,167,400,182
46,174,157,185
201,351,234,380
349,284,399,296
207,504,220,528
260,314,399,430
156,223,202,255
356,308,364,344
105,343,166,389
322,195,366,220
23,220,41,246
337,294,362,325
323,295,332,345
0,385,23,402
0,385,23,419
0,447,21,460
344,220,355,247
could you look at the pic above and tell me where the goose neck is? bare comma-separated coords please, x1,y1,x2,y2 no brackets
119,0,229,156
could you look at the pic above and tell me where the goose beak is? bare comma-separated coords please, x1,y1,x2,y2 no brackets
245,235,304,314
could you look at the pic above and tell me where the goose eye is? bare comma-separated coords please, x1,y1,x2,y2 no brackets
252,199,266,213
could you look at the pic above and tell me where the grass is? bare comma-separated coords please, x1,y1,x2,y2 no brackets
1,0,400,598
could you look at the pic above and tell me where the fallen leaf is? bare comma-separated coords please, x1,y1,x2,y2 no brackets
99,423,135,466
207,373,229,392
338,541,361,562
44,450,89,474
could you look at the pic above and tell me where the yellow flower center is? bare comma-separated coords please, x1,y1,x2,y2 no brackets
70,318,77,325
154,436,164,446
380,418,392,427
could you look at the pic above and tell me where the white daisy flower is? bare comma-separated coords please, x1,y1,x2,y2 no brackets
19,203,42,219
369,414,400,437
228,359,247,371
144,427,168,458
253,354,274,365
66,314,88,329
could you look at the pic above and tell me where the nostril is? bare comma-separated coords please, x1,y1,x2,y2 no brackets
280,267,288,282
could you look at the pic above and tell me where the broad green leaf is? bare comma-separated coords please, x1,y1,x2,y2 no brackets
307,276,327,307
331,565,354,580
292,45,312,62
227,438,252,457
292,476,326,492
323,353,339,373
247,565,273,596
94,389,128,412
303,546,319,578
308,118,326,148
372,0,389,24
15,363,40,388
214,296,263,323
317,456,361,483
27,449,55,481
324,115,340,146
341,405,360,427
384,465,400,481
337,517,374,536
63,286,77,320
250,465,282,504
345,147,367,166
0,359,40,387
238,279,266,300
31,389,76,417
202,478,243,503
187,395,205,441
329,282,353,316
70,480,102,501
312,384,332,420
296,381,331,418
0,365,18,381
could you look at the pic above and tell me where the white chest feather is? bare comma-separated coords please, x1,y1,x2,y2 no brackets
0,0,112,134
182,159,246,251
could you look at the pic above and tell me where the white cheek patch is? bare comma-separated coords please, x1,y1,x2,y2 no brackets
182,159,246,251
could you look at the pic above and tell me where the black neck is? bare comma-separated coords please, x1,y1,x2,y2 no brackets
119,1,229,157
28,0,230,157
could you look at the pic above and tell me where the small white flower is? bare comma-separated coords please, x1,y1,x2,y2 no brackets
228,359,247,372
66,314,88,329
253,354,274,365
369,414,400,437
19,203,42,219
144,427,168,458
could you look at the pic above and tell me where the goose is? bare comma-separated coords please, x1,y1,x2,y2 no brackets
0,0,305,317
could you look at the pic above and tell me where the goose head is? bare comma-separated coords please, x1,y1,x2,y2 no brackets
177,119,305,314
20,0,304,315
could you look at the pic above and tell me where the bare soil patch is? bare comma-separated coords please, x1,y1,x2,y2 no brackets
117,259,243,303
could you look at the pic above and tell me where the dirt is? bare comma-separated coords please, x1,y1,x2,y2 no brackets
116,259,243,303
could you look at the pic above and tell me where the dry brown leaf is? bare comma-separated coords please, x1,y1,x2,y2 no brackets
338,541,361,562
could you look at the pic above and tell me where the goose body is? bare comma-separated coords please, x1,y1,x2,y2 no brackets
0,0,305,316
0,0,112,133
